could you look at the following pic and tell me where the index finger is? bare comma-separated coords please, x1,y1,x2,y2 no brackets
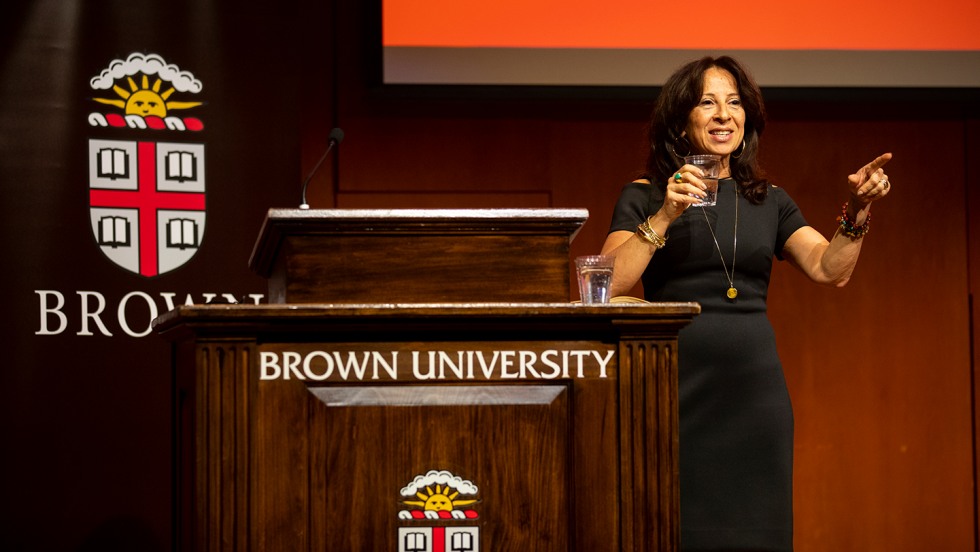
678,163,707,177
864,152,893,173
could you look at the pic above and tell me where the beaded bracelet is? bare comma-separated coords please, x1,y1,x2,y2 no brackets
837,202,870,239
636,217,667,249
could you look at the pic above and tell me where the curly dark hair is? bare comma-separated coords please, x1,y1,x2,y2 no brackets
644,56,769,204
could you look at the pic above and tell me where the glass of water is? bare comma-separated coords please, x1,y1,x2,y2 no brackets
575,255,615,304
684,154,722,207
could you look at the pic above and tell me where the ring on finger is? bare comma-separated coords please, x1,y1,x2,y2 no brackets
674,172,683,183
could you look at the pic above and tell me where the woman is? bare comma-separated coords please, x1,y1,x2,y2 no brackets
601,56,891,550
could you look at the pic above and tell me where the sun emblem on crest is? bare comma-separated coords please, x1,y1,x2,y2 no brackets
93,73,201,118
398,469,480,520
404,483,478,513
88,53,204,132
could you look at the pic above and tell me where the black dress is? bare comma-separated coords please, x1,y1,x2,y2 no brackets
609,178,808,551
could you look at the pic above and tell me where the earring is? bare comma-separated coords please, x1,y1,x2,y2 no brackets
731,140,746,159
669,136,692,158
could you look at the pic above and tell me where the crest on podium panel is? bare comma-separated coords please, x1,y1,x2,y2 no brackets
86,53,206,277
397,469,481,552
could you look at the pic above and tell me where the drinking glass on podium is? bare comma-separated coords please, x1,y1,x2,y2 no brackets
575,255,614,304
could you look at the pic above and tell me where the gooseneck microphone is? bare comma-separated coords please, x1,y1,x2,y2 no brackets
299,127,344,209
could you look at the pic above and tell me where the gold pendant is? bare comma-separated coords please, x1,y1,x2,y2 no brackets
727,287,738,299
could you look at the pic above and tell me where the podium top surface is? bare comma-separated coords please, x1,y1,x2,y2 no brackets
154,302,700,339
258,207,590,222
248,207,590,277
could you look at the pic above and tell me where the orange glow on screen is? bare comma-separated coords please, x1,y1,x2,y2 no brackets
384,0,980,50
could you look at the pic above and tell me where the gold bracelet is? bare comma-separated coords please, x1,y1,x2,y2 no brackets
638,217,667,247
636,218,667,249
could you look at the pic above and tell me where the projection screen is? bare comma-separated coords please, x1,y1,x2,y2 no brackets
382,0,980,88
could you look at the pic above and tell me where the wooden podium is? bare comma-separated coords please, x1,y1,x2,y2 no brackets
155,209,699,551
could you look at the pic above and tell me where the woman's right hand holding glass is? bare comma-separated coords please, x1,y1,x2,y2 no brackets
661,164,708,220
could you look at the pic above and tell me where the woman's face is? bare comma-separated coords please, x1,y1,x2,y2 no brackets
684,67,745,167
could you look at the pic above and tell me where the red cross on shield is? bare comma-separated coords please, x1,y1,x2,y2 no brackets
89,139,206,277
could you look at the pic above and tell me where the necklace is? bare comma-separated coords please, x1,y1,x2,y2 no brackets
701,183,738,300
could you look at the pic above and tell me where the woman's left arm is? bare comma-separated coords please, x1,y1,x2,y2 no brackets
782,153,892,287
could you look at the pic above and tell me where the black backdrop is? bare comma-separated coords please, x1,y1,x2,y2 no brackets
0,1,318,549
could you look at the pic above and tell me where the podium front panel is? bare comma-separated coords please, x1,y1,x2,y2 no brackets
156,303,697,552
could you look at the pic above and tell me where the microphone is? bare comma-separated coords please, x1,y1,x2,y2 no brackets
299,127,344,209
